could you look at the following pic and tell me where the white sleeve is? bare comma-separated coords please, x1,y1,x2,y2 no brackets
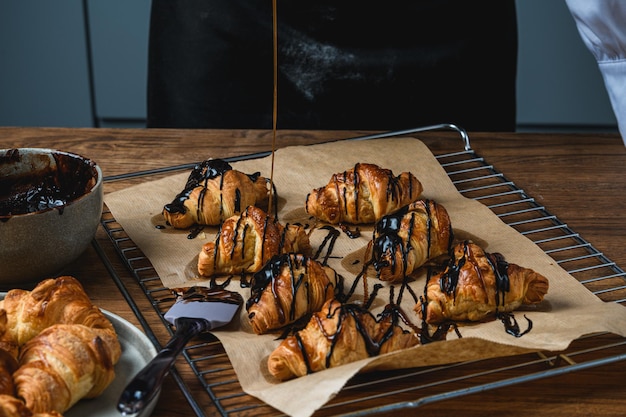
565,0,626,144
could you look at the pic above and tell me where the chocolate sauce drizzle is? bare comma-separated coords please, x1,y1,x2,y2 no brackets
0,149,98,217
291,279,421,375
371,200,454,279
330,163,418,224
418,267,458,344
162,158,273,223
169,280,244,307
420,240,533,338
163,159,233,217
339,223,360,239
209,206,301,289
246,253,342,326
312,225,341,266
319,301,408,372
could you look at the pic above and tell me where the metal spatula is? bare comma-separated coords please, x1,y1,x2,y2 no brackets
117,286,243,416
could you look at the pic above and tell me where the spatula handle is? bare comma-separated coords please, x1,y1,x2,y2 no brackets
117,318,210,415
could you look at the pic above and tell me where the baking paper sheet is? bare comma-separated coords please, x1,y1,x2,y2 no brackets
104,138,626,417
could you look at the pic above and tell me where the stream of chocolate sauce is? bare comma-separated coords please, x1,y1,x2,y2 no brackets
268,0,278,215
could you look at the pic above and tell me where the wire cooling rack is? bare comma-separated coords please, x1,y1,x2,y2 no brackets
97,125,626,416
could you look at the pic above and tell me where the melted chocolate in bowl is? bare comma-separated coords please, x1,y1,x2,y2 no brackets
0,148,103,285
0,149,98,217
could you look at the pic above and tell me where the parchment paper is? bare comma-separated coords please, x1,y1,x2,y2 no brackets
104,138,626,417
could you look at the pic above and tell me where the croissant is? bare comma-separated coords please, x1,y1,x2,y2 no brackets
198,205,312,277
369,199,453,283
267,299,419,381
246,253,340,334
163,158,270,228
415,241,550,324
13,324,120,414
305,163,423,224
0,310,19,385
0,395,62,417
0,276,116,347
0,349,17,397
0,276,120,415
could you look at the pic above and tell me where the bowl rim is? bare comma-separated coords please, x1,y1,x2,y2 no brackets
0,147,103,219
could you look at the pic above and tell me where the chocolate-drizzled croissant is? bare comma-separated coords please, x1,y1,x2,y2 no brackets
246,253,340,334
415,241,549,324
369,199,453,283
198,206,312,277
163,159,270,228
267,299,419,381
305,163,423,224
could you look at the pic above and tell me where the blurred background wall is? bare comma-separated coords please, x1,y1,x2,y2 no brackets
0,0,618,132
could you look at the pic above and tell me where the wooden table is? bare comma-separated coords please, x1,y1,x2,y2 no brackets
1,127,625,416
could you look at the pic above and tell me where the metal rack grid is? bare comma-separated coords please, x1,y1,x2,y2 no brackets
98,126,626,416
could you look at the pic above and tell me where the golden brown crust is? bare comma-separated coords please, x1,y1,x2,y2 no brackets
0,394,63,417
0,310,19,372
0,350,17,397
163,159,269,228
0,277,120,416
305,163,423,224
267,299,419,381
246,254,339,334
0,276,116,347
14,324,120,414
369,199,453,283
415,241,550,324
197,206,311,277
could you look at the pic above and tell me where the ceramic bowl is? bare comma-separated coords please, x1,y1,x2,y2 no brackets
0,148,103,285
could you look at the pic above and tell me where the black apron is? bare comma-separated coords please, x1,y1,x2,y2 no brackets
147,0,517,131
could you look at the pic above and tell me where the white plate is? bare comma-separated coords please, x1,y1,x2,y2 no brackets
68,310,159,417
0,294,159,417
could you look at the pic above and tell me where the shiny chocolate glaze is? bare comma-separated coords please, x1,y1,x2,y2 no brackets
0,149,98,217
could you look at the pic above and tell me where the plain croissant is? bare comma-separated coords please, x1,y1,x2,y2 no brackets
305,162,423,224
0,276,121,415
369,199,453,283
163,158,270,228
0,394,62,417
268,298,419,381
0,349,17,397
246,253,340,334
0,276,116,347
415,241,550,324
14,324,120,414
198,205,312,277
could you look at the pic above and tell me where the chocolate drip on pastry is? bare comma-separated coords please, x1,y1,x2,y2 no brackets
337,163,420,224
371,199,452,281
210,206,300,277
246,253,321,323
485,252,511,310
420,240,535,338
246,253,341,334
320,302,397,369
163,158,262,220
164,159,232,216
371,204,412,277
438,241,511,310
